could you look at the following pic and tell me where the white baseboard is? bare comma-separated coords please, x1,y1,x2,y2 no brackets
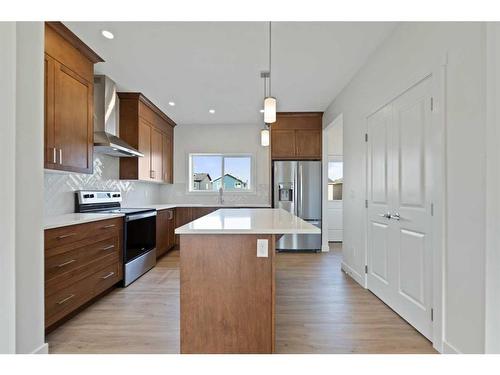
341,262,366,288
321,244,329,252
442,341,461,354
31,342,49,354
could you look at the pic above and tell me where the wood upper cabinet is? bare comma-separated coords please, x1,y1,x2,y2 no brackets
118,93,176,183
44,22,103,174
271,112,323,160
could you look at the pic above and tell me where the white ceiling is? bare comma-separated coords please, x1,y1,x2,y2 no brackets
65,22,396,125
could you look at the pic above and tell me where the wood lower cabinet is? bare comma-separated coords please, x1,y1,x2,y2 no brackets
271,112,323,160
44,217,123,331
156,209,175,259
118,93,176,183
44,22,103,174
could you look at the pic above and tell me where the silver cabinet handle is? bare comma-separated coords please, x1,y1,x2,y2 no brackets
56,233,76,240
168,210,174,220
150,170,154,179
101,224,116,229
59,149,62,165
57,294,75,305
101,272,115,280
101,245,115,251
378,213,391,219
53,147,57,163
390,213,401,221
57,259,76,268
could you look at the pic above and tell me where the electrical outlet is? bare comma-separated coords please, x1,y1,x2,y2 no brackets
257,239,268,257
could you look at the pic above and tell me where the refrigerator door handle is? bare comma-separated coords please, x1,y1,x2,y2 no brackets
298,163,303,217
293,163,298,216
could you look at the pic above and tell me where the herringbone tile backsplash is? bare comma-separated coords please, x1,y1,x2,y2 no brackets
44,154,161,216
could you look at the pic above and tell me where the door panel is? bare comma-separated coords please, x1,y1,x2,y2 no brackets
295,129,321,159
138,119,151,181
151,127,163,182
367,76,433,340
271,129,296,159
54,63,93,173
297,161,321,220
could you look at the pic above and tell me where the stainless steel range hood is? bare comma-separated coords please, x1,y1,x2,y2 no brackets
93,75,143,158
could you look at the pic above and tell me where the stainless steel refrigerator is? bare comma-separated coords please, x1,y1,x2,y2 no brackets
273,161,322,252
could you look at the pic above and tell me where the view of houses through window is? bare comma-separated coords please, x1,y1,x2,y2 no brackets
327,159,343,201
190,154,252,192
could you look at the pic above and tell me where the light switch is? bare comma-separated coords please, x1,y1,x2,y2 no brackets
257,239,268,258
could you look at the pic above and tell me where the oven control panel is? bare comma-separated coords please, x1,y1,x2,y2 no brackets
76,190,122,205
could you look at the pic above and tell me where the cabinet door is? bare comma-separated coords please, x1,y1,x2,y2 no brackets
44,54,56,168
54,62,93,173
156,209,169,258
166,209,176,250
162,129,173,183
271,129,296,159
138,119,152,180
151,127,163,182
295,129,322,159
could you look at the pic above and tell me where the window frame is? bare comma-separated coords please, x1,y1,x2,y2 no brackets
187,153,255,194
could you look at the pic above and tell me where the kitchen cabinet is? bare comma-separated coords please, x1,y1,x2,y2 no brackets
44,22,104,174
118,93,176,183
44,217,123,331
156,209,175,259
271,112,323,160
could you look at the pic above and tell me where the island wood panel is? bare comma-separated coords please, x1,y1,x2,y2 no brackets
180,234,275,354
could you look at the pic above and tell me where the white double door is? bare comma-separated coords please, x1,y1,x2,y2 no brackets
366,77,433,340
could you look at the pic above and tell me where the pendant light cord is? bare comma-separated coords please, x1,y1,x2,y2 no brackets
268,21,272,96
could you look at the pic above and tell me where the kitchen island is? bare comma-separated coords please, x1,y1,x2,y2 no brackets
175,208,320,354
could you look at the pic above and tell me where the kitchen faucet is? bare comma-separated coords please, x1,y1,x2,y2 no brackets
218,187,224,205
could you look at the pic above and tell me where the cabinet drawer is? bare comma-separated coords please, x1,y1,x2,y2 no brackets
45,235,120,283
45,218,122,249
45,277,92,327
91,262,121,296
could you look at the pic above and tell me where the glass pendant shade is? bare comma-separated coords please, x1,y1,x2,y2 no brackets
260,128,270,147
264,96,276,124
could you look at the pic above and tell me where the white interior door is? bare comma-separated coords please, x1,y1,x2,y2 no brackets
367,76,433,340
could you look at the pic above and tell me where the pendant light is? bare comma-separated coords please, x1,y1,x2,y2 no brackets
264,21,276,124
260,72,270,146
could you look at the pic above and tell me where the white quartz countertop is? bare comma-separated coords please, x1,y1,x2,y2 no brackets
125,203,272,210
175,208,321,235
44,213,124,230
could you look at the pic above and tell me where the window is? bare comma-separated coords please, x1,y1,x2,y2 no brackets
327,157,343,201
189,154,253,192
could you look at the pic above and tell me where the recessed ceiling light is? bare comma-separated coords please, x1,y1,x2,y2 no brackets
209,109,215,114
101,30,114,40
168,101,175,106
260,109,265,113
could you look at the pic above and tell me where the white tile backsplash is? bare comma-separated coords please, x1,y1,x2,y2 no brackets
44,154,161,216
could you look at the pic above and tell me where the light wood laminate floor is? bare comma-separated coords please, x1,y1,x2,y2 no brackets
47,244,435,354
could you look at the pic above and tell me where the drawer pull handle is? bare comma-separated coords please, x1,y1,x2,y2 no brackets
57,294,75,305
101,272,115,280
102,224,116,229
57,259,76,268
101,245,115,251
56,233,76,240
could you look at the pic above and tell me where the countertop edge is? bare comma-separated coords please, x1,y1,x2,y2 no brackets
44,213,125,230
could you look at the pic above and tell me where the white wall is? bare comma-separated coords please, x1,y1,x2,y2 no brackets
0,22,17,354
161,123,270,205
323,22,486,353
14,22,47,354
327,119,343,156
485,23,500,354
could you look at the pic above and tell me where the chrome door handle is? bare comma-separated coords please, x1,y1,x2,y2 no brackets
56,233,76,240
101,245,115,251
57,294,75,305
101,272,115,280
57,259,76,268
390,213,401,221
53,147,57,163
59,149,63,165
378,213,391,219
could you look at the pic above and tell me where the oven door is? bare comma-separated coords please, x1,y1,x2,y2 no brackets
124,211,157,263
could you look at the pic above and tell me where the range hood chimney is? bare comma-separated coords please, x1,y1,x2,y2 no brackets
93,75,143,157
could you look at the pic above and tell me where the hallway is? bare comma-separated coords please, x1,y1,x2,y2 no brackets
47,245,435,354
